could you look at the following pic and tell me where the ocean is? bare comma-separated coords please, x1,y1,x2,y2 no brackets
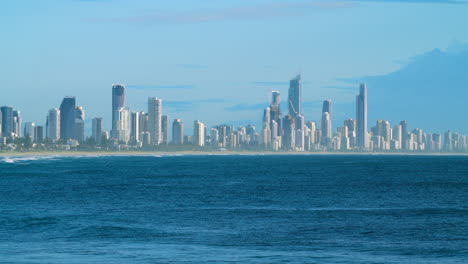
0,154,466,263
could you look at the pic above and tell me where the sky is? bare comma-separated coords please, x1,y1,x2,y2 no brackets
2,0,468,134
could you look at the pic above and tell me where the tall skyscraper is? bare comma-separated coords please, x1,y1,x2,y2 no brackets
46,108,60,142
75,106,85,142
111,84,125,138
59,97,76,140
269,91,282,136
148,97,162,145
130,112,141,144
321,112,332,145
263,107,270,128
115,107,130,143
400,120,409,150
356,84,368,149
24,122,36,142
193,120,205,147
13,111,21,137
35,126,44,143
210,128,219,147
282,114,295,151
92,117,103,145
288,74,301,118
322,100,332,116
162,115,169,145
172,119,184,145
0,109,2,137
138,112,148,135
0,106,14,137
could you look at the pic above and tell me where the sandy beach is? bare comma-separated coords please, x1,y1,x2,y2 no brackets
1,150,467,157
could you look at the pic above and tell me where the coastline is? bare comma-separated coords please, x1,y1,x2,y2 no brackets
1,150,468,157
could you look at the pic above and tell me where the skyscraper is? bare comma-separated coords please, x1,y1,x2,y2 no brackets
172,119,184,145
0,106,14,137
269,91,282,136
288,74,301,118
115,107,130,143
92,117,103,145
148,97,162,145
13,110,21,137
75,106,85,142
24,122,36,142
130,112,141,144
400,120,408,150
322,100,332,116
321,112,332,146
162,115,169,145
35,126,44,143
356,84,368,149
111,84,125,138
282,114,295,151
193,120,205,147
46,108,60,142
59,97,76,140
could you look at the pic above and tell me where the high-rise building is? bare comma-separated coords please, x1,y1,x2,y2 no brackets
288,74,301,118
130,112,141,144
75,106,85,142
0,106,14,137
13,111,21,137
46,108,60,142
295,115,305,151
282,114,295,151
35,126,44,143
344,118,357,148
148,97,162,145
193,120,205,147
321,112,332,146
400,120,408,150
356,84,368,149
111,84,125,138
162,115,169,145
392,125,402,150
59,97,76,140
307,121,317,145
322,100,332,116
92,117,103,145
172,119,184,145
115,107,130,143
263,107,270,128
24,122,36,142
134,111,148,140
269,91,282,137
210,128,219,147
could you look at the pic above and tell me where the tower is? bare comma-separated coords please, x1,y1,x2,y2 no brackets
148,97,162,145
111,84,125,138
59,96,76,140
356,84,368,149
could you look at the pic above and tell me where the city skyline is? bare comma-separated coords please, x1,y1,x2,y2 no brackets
1,75,467,153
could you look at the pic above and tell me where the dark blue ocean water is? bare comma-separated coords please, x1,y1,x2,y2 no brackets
0,154,466,263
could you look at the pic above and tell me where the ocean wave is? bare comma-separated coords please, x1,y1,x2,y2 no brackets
0,155,61,164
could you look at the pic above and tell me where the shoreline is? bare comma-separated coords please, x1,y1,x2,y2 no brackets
1,151,468,157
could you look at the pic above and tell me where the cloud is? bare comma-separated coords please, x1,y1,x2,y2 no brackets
225,103,266,112
127,84,195,90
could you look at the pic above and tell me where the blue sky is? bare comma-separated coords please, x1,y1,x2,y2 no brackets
2,0,468,134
